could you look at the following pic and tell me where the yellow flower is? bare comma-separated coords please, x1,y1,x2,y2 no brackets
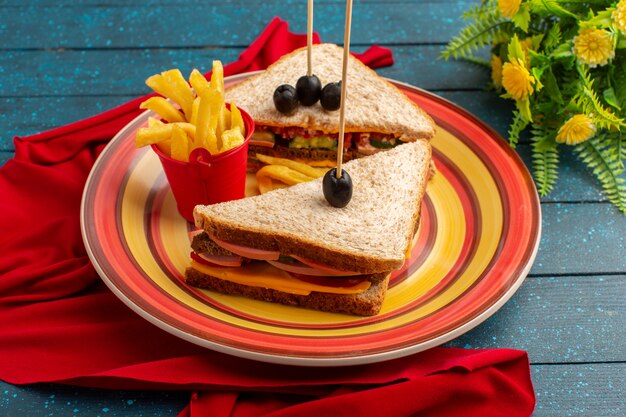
573,28,615,67
556,114,596,145
491,55,503,88
499,0,522,18
614,0,626,35
502,59,535,101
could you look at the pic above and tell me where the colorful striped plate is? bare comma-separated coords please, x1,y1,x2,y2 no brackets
81,74,541,366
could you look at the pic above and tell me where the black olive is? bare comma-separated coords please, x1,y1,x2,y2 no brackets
320,82,341,111
323,168,353,208
296,75,322,106
273,84,298,114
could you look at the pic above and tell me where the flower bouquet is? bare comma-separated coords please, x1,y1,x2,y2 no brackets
442,0,626,213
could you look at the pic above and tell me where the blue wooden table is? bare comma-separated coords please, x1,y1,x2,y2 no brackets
1,1,624,416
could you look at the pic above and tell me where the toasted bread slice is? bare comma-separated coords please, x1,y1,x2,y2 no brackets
225,43,435,141
193,140,431,274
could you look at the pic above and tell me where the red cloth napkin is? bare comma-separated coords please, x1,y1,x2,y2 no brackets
0,17,535,417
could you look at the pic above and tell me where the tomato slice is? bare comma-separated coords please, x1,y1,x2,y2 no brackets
290,255,361,276
267,258,342,276
190,251,242,267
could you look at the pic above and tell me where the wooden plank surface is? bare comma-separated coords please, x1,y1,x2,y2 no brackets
447,275,626,362
0,46,489,97
532,363,625,417
532,204,625,275
1,1,623,416
1,2,472,48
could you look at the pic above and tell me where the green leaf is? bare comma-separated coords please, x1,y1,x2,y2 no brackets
507,35,526,62
535,100,561,119
530,0,579,19
542,66,564,105
529,49,550,67
574,134,626,213
550,40,574,59
441,3,513,60
462,0,497,20
530,34,545,50
531,67,545,91
531,126,559,196
533,128,558,152
518,98,534,122
543,22,562,53
610,57,626,108
512,3,532,32
603,87,622,111
580,9,614,29
579,86,625,130
508,110,530,148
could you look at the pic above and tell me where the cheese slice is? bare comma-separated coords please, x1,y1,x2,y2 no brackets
190,260,371,296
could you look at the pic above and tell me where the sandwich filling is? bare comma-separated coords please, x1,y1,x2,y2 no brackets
189,231,376,296
249,125,404,167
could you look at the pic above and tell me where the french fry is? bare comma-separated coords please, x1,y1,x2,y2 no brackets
135,124,173,147
256,174,274,195
206,130,219,155
173,122,196,139
145,74,171,98
176,123,196,142
171,125,189,162
230,102,245,135
221,128,245,152
190,97,201,126
216,106,231,142
194,91,218,154
146,70,194,120
135,123,196,148
147,118,169,154
256,165,316,186
145,74,186,118
255,154,327,178
189,69,209,97
256,174,290,194
207,87,224,150
148,117,164,127
140,97,185,123
161,69,195,119
209,60,224,94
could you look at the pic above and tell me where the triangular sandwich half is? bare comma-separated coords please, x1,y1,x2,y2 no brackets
225,43,436,170
185,140,431,316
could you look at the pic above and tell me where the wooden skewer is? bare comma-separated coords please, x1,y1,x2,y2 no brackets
336,0,353,179
307,0,313,77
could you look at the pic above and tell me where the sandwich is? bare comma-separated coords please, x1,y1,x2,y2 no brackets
185,140,431,316
225,43,436,171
